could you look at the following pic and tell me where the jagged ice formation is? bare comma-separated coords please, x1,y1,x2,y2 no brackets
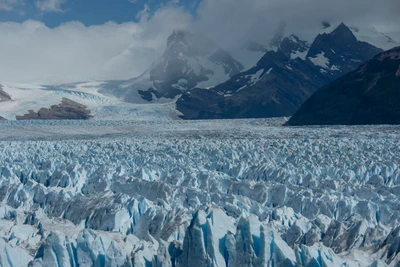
0,119,399,266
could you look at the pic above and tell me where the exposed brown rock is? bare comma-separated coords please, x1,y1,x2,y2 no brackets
0,116,6,120
0,85,11,102
16,98,93,120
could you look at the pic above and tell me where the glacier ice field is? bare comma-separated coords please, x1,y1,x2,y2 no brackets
0,119,400,266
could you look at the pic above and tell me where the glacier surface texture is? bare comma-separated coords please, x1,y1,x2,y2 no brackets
0,119,400,266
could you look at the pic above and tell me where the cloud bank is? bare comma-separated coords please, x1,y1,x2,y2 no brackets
0,0,399,83
0,5,191,83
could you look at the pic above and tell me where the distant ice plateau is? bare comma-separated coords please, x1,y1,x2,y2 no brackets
0,119,400,266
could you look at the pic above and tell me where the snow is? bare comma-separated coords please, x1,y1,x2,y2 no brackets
237,85,247,92
0,84,62,120
238,68,270,92
309,52,330,69
245,69,265,85
172,79,188,90
0,119,399,266
288,35,299,43
290,50,308,60
0,81,183,121
331,65,340,71
194,54,233,89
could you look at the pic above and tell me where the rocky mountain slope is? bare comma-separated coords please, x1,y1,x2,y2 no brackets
0,84,11,102
0,120,400,266
176,23,383,119
101,30,244,103
288,46,400,125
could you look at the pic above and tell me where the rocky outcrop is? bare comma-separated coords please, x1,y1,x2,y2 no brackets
0,84,11,102
288,46,400,125
16,98,93,120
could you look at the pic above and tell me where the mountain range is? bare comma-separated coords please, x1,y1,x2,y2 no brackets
176,23,384,119
0,22,399,122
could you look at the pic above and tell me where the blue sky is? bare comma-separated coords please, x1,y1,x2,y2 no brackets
0,0,201,27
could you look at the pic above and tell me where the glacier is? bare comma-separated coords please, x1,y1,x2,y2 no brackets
0,119,400,266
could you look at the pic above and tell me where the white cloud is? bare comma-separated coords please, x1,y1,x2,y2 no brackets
194,0,400,50
0,0,399,84
35,0,65,13
0,6,192,83
0,0,21,11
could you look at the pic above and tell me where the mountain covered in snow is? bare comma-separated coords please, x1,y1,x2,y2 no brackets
177,23,383,119
100,30,244,103
307,23,386,75
288,46,400,125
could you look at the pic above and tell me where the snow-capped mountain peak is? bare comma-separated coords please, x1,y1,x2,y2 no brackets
306,22,382,75
177,23,383,120
279,34,309,59
330,22,358,41
113,30,245,102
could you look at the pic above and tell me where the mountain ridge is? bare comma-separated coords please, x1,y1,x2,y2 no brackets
176,23,383,120
287,46,400,125
102,30,245,103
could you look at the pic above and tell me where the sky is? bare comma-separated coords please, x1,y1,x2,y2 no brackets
0,0,399,84
0,0,202,27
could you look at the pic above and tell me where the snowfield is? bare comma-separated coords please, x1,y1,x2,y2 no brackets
0,119,400,266
0,82,183,121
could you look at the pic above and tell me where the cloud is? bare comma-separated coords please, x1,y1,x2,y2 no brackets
0,0,399,84
0,0,21,11
194,0,400,50
0,6,192,83
35,0,66,13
